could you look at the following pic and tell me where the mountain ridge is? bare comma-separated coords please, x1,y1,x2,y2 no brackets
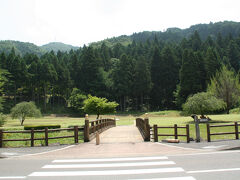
0,21,240,56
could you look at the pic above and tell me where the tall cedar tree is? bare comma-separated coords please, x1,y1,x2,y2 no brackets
176,49,204,106
133,56,152,110
80,46,106,96
227,40,240,72
204,47,222,82
150,47,163,109
160,46,179,108
112,54,135,111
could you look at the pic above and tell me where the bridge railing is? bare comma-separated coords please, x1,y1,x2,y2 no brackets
136,117,150,141
84,115,116,142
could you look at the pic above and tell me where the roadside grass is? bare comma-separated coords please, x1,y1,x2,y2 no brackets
1,111,240,147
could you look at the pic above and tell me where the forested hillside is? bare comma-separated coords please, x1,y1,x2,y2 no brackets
0,41,44,57
0,21,240,113
41,42,79,53
91,21,240,47
0,41,79,56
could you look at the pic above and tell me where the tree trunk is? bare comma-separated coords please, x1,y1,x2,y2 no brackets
14,84,17,105
227,109,230,114
44,84,47,111
32,85,35,102
123,96,126,112
20,117,25,126
141,94,144,111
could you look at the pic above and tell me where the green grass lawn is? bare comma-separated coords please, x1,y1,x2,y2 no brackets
1,111,240,147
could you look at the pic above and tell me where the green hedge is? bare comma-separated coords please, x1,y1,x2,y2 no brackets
24,124,61,130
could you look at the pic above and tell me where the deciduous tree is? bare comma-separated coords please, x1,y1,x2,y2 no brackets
208,65,240,114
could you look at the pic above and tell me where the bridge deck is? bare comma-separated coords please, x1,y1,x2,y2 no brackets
90,125,143,144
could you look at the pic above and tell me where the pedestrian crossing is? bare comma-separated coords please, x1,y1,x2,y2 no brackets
28,156,196,179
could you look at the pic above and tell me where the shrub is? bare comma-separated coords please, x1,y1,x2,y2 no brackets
24,124,61,130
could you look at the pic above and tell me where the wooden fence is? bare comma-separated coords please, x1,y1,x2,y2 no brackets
136,118,150,141
0,116,116,147
151,124,190,143
0,126,84,148
206,122,239,142
84,117,116,142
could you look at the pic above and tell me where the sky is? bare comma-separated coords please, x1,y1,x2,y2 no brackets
0,0,240,47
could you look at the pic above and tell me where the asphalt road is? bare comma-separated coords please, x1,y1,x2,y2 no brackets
1,149,240,180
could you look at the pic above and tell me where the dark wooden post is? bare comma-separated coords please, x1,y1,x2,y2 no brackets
113,118,116,127
144,118,150,141
96,121,99,132
235,122,239,140
31,128,34,147
45,127,48,146
174,124,178,139
99,119,102,130
186,124,190,143
74,126,78,143
84,114,90,142
153,124,158,142
0,129,3,148
207,124,211,142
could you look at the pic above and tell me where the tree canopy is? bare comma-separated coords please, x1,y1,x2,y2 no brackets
83,95,118,119
182,92,225,116
10,101,41,125
207,65,240,113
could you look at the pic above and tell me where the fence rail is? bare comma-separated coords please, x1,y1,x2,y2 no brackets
151,124,190,143
206,122,239,142
136,118,150,141
0,126,84,148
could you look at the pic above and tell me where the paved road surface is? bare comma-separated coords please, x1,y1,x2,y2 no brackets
1,150,240,180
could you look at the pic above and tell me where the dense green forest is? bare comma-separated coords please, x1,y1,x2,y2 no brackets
0,21,240,114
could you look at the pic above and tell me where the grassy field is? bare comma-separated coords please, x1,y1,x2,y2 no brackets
1,111,240,147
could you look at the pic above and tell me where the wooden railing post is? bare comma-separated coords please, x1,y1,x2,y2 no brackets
186,124,190,143
45,127,48,146
74,126,78,143
144,118,150,141
84,114,90,142
92,122,95,133
31,128,34,147
174,124,178,139
0,129,3,148
153,124,158,142
235,122,239,140
96,121,99,132
207,124,211,142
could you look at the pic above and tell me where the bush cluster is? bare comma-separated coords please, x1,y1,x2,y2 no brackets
24,124,61,130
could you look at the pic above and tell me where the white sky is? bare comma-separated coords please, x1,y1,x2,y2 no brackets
0,0,240,47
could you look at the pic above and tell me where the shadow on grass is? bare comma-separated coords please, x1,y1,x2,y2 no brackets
112,111,147,117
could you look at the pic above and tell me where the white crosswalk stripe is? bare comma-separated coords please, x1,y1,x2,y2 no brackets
43,161,175,168
28,156,196,179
